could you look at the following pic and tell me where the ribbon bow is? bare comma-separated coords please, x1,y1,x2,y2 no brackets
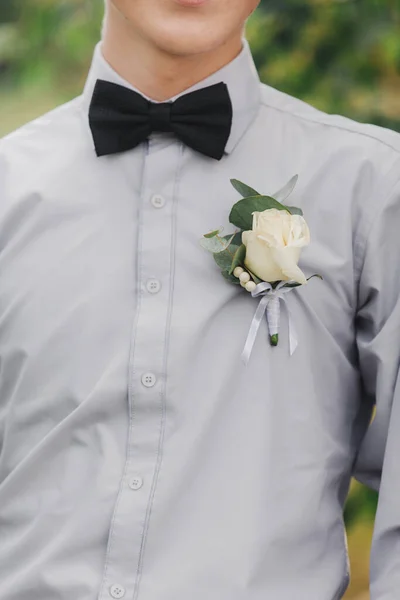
241,281,298,365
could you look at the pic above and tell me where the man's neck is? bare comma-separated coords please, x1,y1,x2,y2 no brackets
101,3,243,102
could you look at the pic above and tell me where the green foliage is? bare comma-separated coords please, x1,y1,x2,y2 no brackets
250,0,400,131
213,243,240,272
228,174,304,230
230,178,260,198
200,231,236,253
0,0,103,90
344,484,379,528
0,0,18,22
229,195,290,230
228,244,246,275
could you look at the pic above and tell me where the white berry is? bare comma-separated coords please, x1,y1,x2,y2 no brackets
239,271,250,284
233,266,244,278
245,281,257,292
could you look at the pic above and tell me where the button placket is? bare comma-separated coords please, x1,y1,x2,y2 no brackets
98,141,182,600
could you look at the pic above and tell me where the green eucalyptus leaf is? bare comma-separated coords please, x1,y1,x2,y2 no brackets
203,229,221,239
229,244,246,275
272,174,299,204
271,175,303,216
229,195,290,231
222,231,243,247
230,179,260,198
213,244,239,272
200,232,235,253
200,237,225,253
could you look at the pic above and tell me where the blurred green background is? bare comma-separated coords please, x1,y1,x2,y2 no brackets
1,1,399,598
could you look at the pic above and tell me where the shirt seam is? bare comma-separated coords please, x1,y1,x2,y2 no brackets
258,94,400,156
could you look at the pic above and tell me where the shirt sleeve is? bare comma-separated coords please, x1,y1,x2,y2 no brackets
352,156,400,599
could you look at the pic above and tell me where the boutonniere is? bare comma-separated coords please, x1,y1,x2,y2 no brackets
200,175,322,365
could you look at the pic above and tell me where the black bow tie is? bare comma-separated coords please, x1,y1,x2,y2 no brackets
88,79,233,161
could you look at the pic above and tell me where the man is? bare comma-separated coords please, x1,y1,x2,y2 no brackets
0,1,399,599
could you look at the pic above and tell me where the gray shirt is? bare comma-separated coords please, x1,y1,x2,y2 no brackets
0,36,399,600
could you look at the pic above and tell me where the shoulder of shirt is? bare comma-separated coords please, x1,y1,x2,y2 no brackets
0,95,85,155
0,95,94,197
258,81,400,157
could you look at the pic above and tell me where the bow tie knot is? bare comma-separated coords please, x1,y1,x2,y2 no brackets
148,102,173,133
88,79,233,160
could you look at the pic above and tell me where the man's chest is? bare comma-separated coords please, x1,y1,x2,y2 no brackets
0,141,361,466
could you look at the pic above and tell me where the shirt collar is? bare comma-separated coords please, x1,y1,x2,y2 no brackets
81,37,261,155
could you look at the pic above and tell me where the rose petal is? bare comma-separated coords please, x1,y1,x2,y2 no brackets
243,232,285,282
270,247,307,285
242,230,250,246
257,232,279,247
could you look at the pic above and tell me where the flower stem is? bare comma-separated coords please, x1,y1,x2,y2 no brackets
270,334,279,347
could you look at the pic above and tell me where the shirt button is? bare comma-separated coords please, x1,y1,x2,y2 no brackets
109,584,125,598
141,372,157,387
129,475,144,490
150,194,166,208
146,278,161,294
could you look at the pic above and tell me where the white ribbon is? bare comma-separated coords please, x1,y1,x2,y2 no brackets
241,281,298,365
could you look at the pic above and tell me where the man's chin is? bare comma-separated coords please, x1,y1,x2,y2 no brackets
151,20,243,59
151,33,226,58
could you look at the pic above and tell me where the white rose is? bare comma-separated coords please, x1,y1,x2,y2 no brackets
242,208,310,285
